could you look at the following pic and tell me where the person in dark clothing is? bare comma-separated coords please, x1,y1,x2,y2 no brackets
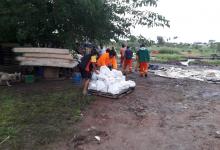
123,46,133,74
79,47,99,95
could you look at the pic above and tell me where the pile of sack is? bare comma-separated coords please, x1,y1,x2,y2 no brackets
88,66,136,95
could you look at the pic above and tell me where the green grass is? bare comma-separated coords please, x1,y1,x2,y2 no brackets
153,54,184,62
150,46,217,57
0,87,94,150
150,46,182,53
155,48,180,55
149,46,220,65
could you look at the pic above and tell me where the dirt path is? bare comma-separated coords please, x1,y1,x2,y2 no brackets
48,73,220,150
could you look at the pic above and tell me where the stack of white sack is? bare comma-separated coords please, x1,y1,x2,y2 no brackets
88,66,136,95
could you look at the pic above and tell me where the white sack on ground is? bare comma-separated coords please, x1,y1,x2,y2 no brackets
89,66,136,94
88,81,97,90
108,83,120,95
118,81,130,91
91,73,98,81
127,80,136,88
104,78,116,87
112,69,123,78
100,66,111,75
96,80,108,93
97,73,109,81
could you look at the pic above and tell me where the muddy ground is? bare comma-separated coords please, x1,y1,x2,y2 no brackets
44,70,220,150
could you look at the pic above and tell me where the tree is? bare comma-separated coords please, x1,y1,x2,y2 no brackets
0,0,169,48
173,36,178,40
137,35,153,47
106,0,169,37
157,36,165,45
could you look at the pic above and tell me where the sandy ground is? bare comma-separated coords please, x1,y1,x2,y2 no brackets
45,69,220,150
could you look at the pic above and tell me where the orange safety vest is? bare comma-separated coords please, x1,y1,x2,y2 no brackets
97,53,117,69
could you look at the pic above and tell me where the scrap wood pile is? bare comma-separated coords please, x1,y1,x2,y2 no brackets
13,48,80,68
153,67,220,83
88,66,136,96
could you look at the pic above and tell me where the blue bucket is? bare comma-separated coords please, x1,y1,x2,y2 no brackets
72,73,82,85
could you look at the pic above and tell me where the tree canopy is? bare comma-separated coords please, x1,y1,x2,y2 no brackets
0,0,169,48
157,36,165,45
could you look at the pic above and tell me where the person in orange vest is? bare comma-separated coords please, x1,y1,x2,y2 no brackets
123,46,133,74
97,50,117,70
137,44,150,77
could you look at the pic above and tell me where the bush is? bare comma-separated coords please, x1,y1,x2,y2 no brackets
155,54,184,62
158,48,180,54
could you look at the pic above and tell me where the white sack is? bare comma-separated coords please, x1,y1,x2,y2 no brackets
89,66,136,95
97,73,108,81
91,73,98,80
100,66,111,75
127,80,136,88
118,81,130,91
88,81,97,90
96,80,108,93
112,69,123,78
108,83,120,95
115,75,126,82
104,77,116,87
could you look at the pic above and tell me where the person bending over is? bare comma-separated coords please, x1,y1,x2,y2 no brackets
79,47,99,95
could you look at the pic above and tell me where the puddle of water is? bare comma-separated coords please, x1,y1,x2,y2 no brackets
202,91,220,98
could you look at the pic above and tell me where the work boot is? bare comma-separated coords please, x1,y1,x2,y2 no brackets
145,74,148,78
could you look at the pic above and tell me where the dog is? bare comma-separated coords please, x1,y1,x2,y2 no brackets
0,72,21,86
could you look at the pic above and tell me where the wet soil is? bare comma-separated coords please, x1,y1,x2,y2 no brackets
45,72,220,150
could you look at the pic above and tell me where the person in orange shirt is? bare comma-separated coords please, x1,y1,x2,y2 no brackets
97,50,117,70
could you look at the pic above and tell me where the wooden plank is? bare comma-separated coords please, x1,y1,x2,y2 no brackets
23,53,74,60
16,56,72,63
13,48,70,54
20,60,78,68
88,87,135,99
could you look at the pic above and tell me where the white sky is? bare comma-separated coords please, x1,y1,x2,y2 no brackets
131,0,220,43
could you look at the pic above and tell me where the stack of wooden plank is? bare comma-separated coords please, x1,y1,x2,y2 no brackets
13,48,78,68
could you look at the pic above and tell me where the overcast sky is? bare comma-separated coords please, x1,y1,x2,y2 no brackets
131,0,220,43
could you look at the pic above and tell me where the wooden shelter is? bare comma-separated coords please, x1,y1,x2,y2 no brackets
13,47,79,79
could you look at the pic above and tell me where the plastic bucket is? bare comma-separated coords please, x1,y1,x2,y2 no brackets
72,73,82,85
25,75,35,84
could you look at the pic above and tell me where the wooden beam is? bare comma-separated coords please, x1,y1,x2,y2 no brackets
13,48,70,54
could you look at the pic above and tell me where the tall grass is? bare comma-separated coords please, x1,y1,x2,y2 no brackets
157,48,180,54
154,54,184,62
